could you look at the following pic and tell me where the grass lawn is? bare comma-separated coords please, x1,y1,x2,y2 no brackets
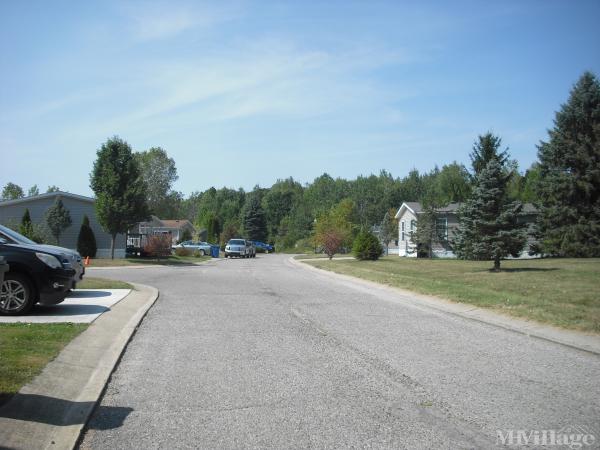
0,276,130,405
87,255,211,267
78,277,133,290
304,257,600,333
0,323,88,405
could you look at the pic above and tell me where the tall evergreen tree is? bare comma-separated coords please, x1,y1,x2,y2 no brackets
77,215,97,257
19,209,34,238
242,193,267,242
454,159,526,271
536,72,600,256
470,133,509,176
90,136,149,259
44,198,72,245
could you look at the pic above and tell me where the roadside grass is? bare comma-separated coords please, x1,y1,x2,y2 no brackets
304,257,600,333
87,255,211,267
78,277,133,290
0,323,88,405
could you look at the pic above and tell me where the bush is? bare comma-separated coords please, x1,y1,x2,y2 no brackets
174,247,191,257
144,234,172,259
192,249,203,257
77,215,97,257
352,230,383,261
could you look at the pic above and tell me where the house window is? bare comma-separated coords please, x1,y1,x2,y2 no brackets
410,220,416,232
401,221,405,241
436,217,448,241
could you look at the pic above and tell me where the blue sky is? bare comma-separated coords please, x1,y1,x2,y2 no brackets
1,1,599,197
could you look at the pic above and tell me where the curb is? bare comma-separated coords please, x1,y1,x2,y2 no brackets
0,283,159,450
290,257,600,356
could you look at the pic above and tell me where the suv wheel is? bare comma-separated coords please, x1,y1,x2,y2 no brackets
0,273,35,315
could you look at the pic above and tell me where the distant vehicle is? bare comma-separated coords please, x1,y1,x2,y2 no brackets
247,241,256,258
251,241,274,253
173,240,212,256
224,239,254,258
0,237,82,315
0,224,84,286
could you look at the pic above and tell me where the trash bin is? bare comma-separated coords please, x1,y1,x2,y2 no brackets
210,245,220,258
0,256,8,286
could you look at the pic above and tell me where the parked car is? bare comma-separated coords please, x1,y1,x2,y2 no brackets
0,224,84,285
251,241,274,253
0,239,80,315
172,240,212,256
224,239,254,258
0,256,7,286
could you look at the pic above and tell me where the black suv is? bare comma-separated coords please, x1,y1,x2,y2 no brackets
0,229,84,315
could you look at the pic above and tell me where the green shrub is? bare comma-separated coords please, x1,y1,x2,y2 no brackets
174,247,192,257
77,215,97,257
352,230,383,261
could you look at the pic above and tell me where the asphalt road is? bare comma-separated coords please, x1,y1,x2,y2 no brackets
79,255,600,449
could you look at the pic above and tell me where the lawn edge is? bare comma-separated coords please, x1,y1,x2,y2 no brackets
291,257,600,356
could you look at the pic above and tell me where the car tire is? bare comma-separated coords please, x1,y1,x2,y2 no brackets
199,250,205,256
0,272,35,316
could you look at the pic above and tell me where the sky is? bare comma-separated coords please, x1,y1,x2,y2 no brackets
1,0,599,197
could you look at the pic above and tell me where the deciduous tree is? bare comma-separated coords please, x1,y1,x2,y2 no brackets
90,136,149,259
44,198,72,245
1,182,24,200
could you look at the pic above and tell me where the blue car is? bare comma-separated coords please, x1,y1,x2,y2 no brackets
250,241,274,253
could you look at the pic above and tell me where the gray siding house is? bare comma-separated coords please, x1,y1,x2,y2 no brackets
0,192,126,258
394,201,538,258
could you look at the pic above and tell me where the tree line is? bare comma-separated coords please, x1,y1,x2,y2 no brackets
2,72,598,260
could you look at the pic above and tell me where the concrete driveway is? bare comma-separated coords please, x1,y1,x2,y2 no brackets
79,255,600,449
0,289,131,323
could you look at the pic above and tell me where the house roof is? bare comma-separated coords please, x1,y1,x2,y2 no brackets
395,201,537,219
160,219,195,230
0,191,94,207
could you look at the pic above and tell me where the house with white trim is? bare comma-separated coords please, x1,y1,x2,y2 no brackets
394,201,538,258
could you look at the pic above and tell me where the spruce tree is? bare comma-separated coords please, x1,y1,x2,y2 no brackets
470,133,509,176
242,194,267,242
454,159,526,271
536,71,600,256
19,209,34,239
77,215,97,258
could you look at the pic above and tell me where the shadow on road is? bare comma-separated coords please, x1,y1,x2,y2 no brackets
0,393,132,428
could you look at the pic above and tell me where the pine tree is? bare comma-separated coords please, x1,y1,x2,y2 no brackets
19,209,34,239
44,198,72,245
536,72,600,256
77,215,97,258
470,133,509,176
454,159,526,271
242,194,267,242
